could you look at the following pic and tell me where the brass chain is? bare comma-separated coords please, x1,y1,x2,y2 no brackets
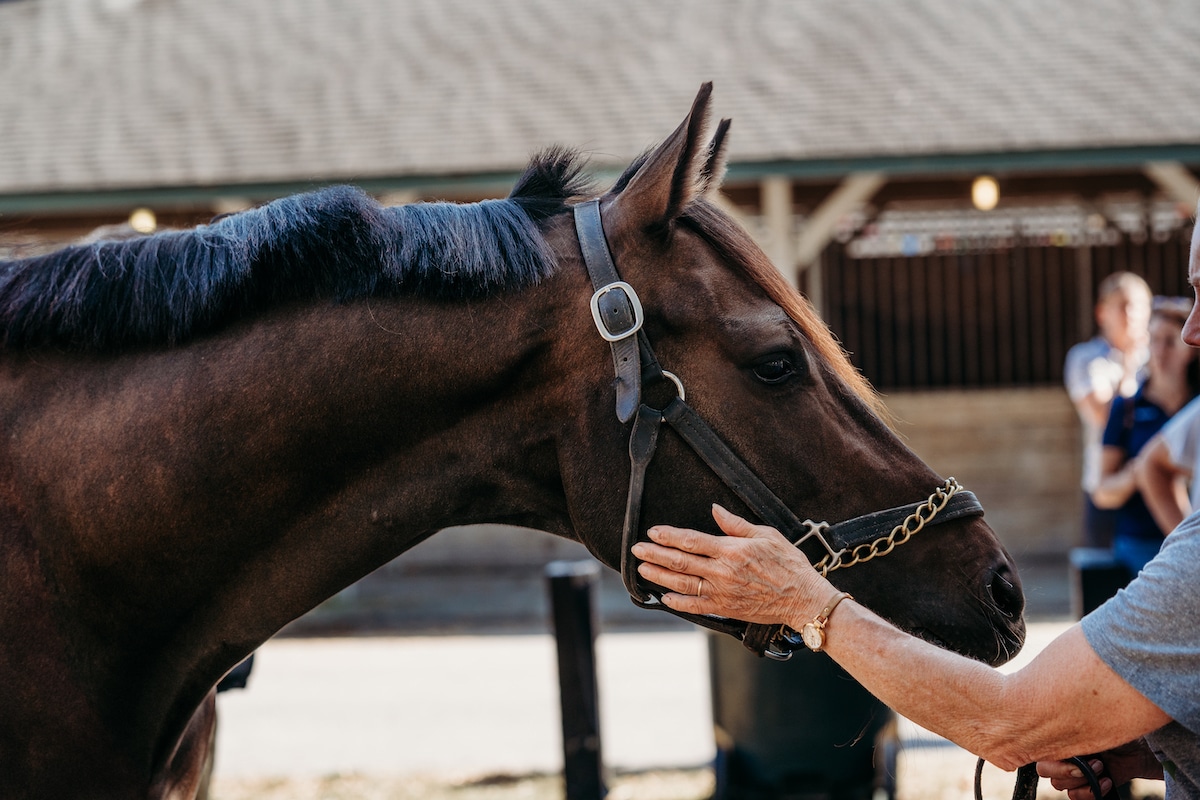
814,477,963,576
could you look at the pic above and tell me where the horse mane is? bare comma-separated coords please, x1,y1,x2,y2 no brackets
0,148,594,351
679,201,886,418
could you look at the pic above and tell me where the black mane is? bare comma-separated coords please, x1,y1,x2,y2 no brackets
0,149,595,351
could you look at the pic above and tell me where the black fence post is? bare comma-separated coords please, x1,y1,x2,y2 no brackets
545,560,606,800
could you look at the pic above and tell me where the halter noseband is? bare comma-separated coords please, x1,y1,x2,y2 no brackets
573,199,985,660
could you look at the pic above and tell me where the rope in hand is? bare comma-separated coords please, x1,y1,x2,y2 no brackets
974,756,1106,800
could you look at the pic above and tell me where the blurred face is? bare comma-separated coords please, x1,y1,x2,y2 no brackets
1186,216,1200,348
1148,313,1193,379
1097,287,1151,352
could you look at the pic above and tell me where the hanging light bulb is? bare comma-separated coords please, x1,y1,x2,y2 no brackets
971,176,999,211
128,208,157,233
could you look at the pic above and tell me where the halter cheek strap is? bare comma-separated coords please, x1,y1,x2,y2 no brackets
572,199,985,660
573,196,646,424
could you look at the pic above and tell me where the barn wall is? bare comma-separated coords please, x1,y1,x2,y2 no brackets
881,387,1082,559
824,233,1193,391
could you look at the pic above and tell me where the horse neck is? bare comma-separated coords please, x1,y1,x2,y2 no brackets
1,281,590,772
8,283,580,649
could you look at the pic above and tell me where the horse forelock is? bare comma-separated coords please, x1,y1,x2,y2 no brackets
680,201,887,419
0,174,579,351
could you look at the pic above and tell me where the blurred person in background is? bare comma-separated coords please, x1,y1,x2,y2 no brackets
1137,391,1200,534
1065,272,1152,548
1092,295,1199,576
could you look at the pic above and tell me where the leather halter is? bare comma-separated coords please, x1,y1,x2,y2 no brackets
573,199,986,659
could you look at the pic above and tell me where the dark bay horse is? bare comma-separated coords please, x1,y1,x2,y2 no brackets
0,85,1025,799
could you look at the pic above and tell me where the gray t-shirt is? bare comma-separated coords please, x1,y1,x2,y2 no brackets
1082,512,1200,797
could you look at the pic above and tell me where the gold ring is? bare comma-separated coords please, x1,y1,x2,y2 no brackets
696,578,705,596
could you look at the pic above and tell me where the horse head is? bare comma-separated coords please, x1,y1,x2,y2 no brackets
549,84,1025,666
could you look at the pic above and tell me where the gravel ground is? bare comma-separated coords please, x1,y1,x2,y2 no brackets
211,769,713,800
211,762,1165,800
206,622,1165,800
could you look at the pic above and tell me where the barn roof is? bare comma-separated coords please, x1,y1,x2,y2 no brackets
2,0,1199,209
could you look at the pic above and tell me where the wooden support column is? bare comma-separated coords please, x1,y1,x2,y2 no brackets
1076,244,1094,343
761,175,795,277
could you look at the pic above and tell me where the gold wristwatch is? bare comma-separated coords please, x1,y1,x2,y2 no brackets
800,591,852,652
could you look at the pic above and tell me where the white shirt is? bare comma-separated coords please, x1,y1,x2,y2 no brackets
1157,395,1200,503
1064,336,1142,492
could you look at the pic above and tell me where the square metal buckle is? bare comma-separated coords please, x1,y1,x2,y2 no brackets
589,281,644,342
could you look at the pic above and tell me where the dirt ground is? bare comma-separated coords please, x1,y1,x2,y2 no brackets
211,763,1166,800
211,769,713,800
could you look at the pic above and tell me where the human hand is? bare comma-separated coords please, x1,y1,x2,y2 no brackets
1036,739,1162,800
1036,758,1111,800
630,504,831,628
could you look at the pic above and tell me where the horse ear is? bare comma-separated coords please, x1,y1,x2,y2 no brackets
606,82,715,232
699,118,732,198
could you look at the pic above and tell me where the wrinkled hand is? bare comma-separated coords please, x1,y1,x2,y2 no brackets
630,504,832,627
1036,739,1162,800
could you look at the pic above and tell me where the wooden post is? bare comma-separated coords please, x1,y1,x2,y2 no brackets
1075,244,1094,343
546,560,606,800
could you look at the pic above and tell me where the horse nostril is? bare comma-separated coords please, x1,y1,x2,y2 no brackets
987,565,1025,620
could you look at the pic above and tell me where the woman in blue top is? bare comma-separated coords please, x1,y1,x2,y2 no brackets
1092,296,1199,575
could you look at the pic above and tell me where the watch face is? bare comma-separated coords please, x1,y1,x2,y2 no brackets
801,623,824,651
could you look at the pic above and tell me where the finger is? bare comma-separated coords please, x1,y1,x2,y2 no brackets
712,504,783,539
657,589,714,617
645,524,724,556
1065,780,1110,800
631,541,711,577
636,561,708,596
1037,760,1083,781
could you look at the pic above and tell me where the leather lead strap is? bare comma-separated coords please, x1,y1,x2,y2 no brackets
574,199,642,423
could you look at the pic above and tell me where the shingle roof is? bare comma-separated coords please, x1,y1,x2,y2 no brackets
2,0,1199,196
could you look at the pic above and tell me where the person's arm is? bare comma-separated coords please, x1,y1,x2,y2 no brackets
1091,444,1138,510
1135,434,1192,533
1074,390,1113,430
632,507,1171,770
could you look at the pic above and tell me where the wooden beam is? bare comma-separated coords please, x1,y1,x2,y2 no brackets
795,172,887,269
1143,161,1200,210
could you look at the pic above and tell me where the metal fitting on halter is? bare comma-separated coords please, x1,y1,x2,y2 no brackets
589,281,644,342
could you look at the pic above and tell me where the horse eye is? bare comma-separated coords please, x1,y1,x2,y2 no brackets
752,356,795,384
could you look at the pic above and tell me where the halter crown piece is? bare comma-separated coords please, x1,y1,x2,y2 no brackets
572,199,986,660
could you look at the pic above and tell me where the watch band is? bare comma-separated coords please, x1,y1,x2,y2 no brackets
816,590,852,623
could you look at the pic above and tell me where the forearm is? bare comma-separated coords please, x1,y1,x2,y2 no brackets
1091,462,1137,510
1136,453,1189,532
813,604,1167,770
1076,394,1111,430
814,601,1031,769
